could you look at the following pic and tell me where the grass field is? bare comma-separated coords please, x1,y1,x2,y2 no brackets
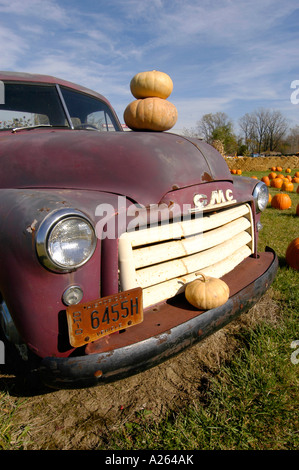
1,169,299,450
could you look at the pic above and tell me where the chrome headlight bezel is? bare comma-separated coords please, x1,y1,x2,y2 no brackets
253,181,269,213
36,208,97,272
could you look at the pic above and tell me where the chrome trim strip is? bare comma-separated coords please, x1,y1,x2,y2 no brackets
55,84,74,129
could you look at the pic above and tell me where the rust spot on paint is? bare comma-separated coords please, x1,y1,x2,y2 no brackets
202,172,213,182
26,219,38,233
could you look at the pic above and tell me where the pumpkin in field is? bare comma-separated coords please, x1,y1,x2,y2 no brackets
285,238,299,271
268,193,272,205
231,169,237,174
237,169,242,175
281,181,294,192
261,176,270,186
295,171,299,178
124,97,178,131
185,273,230,310
292,177,299,184
271,193,292,210
270,177,283,189
285,175,292,181
276,166,282,172
286,168,291,173
130,70,173,99
271,166,276,171
269,172,277,179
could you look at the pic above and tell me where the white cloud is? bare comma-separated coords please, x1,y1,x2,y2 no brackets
0,0,68,22
0,25,30,69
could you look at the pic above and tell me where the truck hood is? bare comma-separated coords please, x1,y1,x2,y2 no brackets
0,129,232,206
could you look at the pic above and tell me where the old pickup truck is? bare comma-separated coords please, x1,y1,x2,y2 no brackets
0,72,277,388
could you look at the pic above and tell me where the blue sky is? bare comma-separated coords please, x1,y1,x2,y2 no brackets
1,0,299,134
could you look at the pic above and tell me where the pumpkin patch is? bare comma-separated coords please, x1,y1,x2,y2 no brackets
271,193,292,210
281,181,294,192
261,176,270,186
270,178,283,189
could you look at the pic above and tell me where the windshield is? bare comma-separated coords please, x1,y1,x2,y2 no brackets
0,83,68,130
0,82,120,132
60,86,119,131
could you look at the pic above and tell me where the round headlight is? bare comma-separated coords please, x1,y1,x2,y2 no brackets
253,181,269,212
36,209,97,272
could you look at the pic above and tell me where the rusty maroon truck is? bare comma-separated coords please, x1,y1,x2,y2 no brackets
0,72,278,389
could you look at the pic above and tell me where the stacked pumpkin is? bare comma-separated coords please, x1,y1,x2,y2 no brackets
124,70,178,132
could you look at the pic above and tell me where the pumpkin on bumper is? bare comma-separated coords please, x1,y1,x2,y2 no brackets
185,273,230,310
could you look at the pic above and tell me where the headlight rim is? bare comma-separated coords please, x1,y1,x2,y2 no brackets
253,181,269,213
36,208,97,272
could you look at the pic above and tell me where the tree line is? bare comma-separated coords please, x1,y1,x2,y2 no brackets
182,108,299,156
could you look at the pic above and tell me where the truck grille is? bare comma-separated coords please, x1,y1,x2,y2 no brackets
118,203,254,309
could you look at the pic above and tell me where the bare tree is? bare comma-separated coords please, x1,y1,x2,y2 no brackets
239,113,256,153
284,125,299,154
239,108,288,154
266,110,289,151
253,108,271,153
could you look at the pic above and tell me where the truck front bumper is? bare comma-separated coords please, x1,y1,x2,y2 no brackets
39,247,278,389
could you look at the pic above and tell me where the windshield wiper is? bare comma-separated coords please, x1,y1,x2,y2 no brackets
11,124,69,133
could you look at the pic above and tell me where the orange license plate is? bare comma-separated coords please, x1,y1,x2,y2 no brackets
66,287,143,348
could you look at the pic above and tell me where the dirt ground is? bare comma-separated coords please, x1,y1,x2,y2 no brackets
0,290,280,450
